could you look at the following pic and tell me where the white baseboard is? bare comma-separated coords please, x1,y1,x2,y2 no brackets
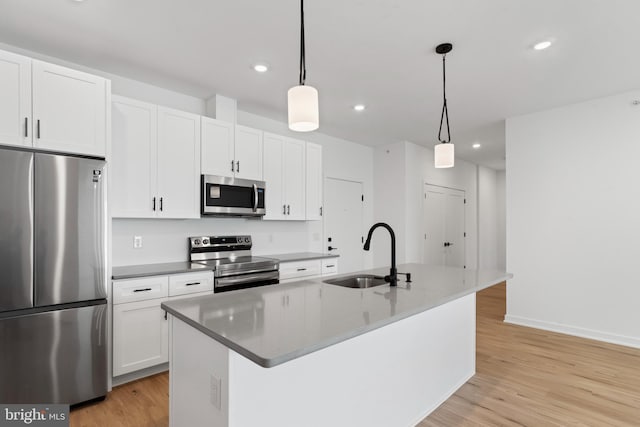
504,314,640,349
112,363,169,387
409,370,475,427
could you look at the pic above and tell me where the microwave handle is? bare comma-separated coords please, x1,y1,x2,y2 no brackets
252,184,258,212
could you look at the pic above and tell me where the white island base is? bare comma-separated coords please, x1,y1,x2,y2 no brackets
169,293,475,427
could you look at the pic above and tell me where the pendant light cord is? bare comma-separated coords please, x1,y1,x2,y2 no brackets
438,53,451,144
299,0,307,86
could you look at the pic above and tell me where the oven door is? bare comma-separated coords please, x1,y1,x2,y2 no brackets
201,175,266,216
215,270,279,293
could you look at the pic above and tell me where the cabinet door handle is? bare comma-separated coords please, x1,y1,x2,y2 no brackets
231,160,235,172
152,197,156,211
283,204,286,215
164,310,168,320
287,205,290,215
320,206,323,216
296,268,307,271
133,288,152,293
24,117,28,137
236,160,240,173
160,197,164,212
185,282,200,286
325,264,335,268
36,120,40,139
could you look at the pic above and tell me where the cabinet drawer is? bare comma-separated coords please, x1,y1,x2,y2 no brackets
113,276,169,305
279,260,321,280
321,258,339,276
168,271,214,296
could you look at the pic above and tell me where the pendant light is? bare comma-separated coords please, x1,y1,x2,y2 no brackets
288,0,319,132
434,43,454,168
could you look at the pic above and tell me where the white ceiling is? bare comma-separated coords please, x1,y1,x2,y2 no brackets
2,0,639,170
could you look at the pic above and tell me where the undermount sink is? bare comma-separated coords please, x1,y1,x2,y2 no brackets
323,274,388,289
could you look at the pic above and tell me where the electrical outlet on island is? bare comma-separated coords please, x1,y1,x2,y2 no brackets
133,236,143,249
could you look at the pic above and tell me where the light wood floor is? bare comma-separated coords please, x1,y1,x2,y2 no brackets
70,283,640,426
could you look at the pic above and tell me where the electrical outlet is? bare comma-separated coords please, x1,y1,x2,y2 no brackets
210,374,221,410
133,236,143,249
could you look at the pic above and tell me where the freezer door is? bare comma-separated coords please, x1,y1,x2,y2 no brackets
34,153,106,306
0,148,33,312
0,302,108,404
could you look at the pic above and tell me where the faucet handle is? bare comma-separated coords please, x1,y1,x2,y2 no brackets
397,272,412,282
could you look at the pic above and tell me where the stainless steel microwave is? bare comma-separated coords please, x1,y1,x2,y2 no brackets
201,175,266,217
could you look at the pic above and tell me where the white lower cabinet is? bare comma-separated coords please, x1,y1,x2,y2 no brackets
279,258,339,283
113,297,169,377
112,271,213,378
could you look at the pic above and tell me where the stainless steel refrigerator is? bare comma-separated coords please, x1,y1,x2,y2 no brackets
0,147,107,405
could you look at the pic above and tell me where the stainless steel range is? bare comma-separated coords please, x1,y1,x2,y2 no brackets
189,235,279,293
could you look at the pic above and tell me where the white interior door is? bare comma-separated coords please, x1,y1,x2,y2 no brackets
423,184,465,267
324,178,364,274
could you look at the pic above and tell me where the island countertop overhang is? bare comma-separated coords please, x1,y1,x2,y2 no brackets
161,263,512,368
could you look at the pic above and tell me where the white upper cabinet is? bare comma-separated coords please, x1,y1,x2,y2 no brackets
111,96,157,218
32,60,107,157
111,97,200,219
263,133,286,220
156,107,200,219
201,117,234,177
234,125,263,181
0,50,31,148
305,142,323,220
262,134,306,221
283,138,306,220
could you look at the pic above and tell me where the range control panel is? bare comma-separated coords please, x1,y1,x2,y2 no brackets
189,235,252,250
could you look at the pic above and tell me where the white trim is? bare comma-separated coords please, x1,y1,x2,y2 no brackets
408,370,475,427
112,363,168,387
504,315,640,349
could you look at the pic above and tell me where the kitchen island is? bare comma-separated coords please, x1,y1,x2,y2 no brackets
161,263,511,427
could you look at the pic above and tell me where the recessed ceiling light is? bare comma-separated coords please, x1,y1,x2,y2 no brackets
253,64,269,73
353,104,366,112
533,40,552,51
472,143,481,149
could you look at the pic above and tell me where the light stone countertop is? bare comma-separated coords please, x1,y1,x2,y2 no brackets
112,262,213,280
261,252,339,262
161,263,512,368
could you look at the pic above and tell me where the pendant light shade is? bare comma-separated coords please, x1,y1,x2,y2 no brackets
434,142,455,168
288,85,319,132
288,0,319,132
434,43,454,169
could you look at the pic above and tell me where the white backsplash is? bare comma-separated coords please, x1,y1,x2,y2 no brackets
112,217,323,266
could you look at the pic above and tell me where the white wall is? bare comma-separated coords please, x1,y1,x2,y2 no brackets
496,170,506,270
505,90,640,349
478,166,498,269
373,141,479,270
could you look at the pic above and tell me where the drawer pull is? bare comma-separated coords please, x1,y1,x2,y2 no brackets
325,264,335,268
296,268,307,272
185,282,201,286
133,288,152,293
164,310,168,320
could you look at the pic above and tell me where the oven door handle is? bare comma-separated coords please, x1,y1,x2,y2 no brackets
252,184,258,212
216,271,279,287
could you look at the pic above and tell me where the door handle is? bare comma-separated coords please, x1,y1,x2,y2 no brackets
444,242,454,247
160,197,164,211
36,119,41,139
287,205,290,215
152,197,156,211
236,160,240,173
133,288,152,293
252,184,258,212
231,160,235,172
328,246,338,251
320,206,323,216
24,117,28,137
185,282,201,286
283,204,287,214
